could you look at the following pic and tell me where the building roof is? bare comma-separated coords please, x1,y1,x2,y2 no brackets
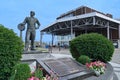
57,12,120,23
56,6,112,19
41,12,120,32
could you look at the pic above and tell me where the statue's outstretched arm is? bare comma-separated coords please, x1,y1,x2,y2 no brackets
36,19,40,29
22,17,28,25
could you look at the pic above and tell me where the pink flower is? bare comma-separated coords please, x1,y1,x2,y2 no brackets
34,66,36,69
50,70,54,74
28,76,39,80
35,77,39,80
86,61,106,74
46,74,49,78
40,68,43,70
31,71,35,74
46,75,51,80
28,76,34,80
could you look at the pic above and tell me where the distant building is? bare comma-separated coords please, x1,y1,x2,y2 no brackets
41,6,120,48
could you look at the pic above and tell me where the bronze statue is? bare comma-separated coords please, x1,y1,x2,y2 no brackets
22,11,40,51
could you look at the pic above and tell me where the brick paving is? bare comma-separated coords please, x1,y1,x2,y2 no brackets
49,48,120,63
111,49,120,64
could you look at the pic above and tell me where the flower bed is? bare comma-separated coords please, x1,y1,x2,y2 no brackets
22,59,59,80
26,60,58,80
28,66,59,80
86,61,106,76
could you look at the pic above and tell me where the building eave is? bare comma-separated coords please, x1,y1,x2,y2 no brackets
41,12,120,32
57,12,120,24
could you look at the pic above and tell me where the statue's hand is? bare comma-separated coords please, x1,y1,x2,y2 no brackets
35,25,39,29
35,27,39,29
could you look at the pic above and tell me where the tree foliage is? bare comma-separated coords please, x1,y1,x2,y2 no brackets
0,25,23,80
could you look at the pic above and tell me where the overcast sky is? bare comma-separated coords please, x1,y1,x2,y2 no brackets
0,0,120,43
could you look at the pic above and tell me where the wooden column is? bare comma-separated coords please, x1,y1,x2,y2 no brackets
107,22,110,39
71,20,73,39
93,17,96,25
50,33,54,53
118,24,120,48
118,25,120,48
40,32,43,46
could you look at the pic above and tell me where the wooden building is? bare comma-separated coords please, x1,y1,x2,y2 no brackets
57,6,113,19
41,6,120,48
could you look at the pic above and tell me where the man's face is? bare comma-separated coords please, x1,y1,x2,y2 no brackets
30,11,35,17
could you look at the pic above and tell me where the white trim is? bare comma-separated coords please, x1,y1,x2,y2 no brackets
95,12,120,24
57,12,95,22
41,21,57,30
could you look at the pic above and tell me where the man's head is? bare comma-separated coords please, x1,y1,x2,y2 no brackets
30,11,35,17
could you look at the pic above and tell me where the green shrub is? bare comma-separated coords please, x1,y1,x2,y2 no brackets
70,33,114,62
77,55,91,65
10,63,31,80
0,25,23,80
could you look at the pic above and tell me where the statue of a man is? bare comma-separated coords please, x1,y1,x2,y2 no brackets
22,11,40,51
